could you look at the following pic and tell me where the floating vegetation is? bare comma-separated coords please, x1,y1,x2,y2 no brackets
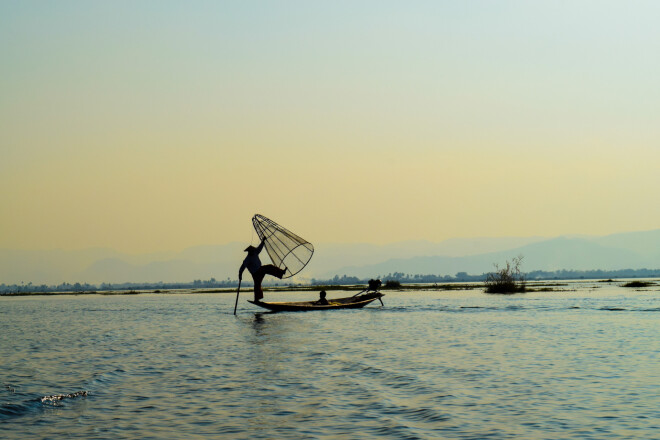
383,280,402,289
485,256,526,294
188,289,232,294
622,281,655,288
100,290,140,295
434,284,481,291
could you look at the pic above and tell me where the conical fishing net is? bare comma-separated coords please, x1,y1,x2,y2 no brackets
252,214,314,279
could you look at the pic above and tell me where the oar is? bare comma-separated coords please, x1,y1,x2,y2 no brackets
233,279,242,315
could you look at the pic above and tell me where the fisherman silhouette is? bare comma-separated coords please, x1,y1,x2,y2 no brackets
239,239,287,302
315,290,329,305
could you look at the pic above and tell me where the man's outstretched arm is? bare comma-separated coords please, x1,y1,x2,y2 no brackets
255,238,266,254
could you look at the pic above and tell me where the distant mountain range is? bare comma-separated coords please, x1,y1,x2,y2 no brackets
1,230,659,285
324,232,660,279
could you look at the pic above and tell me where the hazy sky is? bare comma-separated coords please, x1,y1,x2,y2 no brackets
2,1,659,253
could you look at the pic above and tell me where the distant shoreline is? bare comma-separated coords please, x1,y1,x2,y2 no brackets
2,283,488,297
4,268,660,296
2,279,658,297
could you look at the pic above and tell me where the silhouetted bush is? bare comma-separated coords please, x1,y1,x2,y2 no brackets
383,280,401,289
622,281,654,288
485,256,526,294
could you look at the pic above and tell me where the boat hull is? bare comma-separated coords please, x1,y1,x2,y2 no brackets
248,292,384,312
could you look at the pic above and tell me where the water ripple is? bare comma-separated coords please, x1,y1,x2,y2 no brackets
1,288,660,438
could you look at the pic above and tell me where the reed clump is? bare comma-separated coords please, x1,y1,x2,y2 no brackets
485,256,526,294
622,281,655,288
383,280,402,289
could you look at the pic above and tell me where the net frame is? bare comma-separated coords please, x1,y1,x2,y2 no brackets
252,214,314,279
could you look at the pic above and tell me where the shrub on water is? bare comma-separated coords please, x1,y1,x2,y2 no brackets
485,255,526,294
622,281,654,288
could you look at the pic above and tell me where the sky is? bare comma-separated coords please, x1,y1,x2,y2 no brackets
2,1,659,254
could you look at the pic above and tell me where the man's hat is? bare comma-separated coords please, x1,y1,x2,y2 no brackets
244,245,257,252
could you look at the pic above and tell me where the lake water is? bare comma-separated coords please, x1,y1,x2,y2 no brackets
1,281,659,439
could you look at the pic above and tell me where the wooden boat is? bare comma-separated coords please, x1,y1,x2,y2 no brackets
248,292,384,312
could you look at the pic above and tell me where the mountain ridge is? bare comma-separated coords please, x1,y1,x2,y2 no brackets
323,236,657,279
1,230,658,284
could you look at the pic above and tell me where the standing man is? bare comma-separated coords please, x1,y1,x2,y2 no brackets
239,239,287,302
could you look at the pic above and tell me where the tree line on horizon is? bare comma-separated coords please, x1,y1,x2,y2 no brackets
2,268,660,294
311,267,660,286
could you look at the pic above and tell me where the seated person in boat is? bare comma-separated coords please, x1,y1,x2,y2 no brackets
239,239,287,302
315,290,329,305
